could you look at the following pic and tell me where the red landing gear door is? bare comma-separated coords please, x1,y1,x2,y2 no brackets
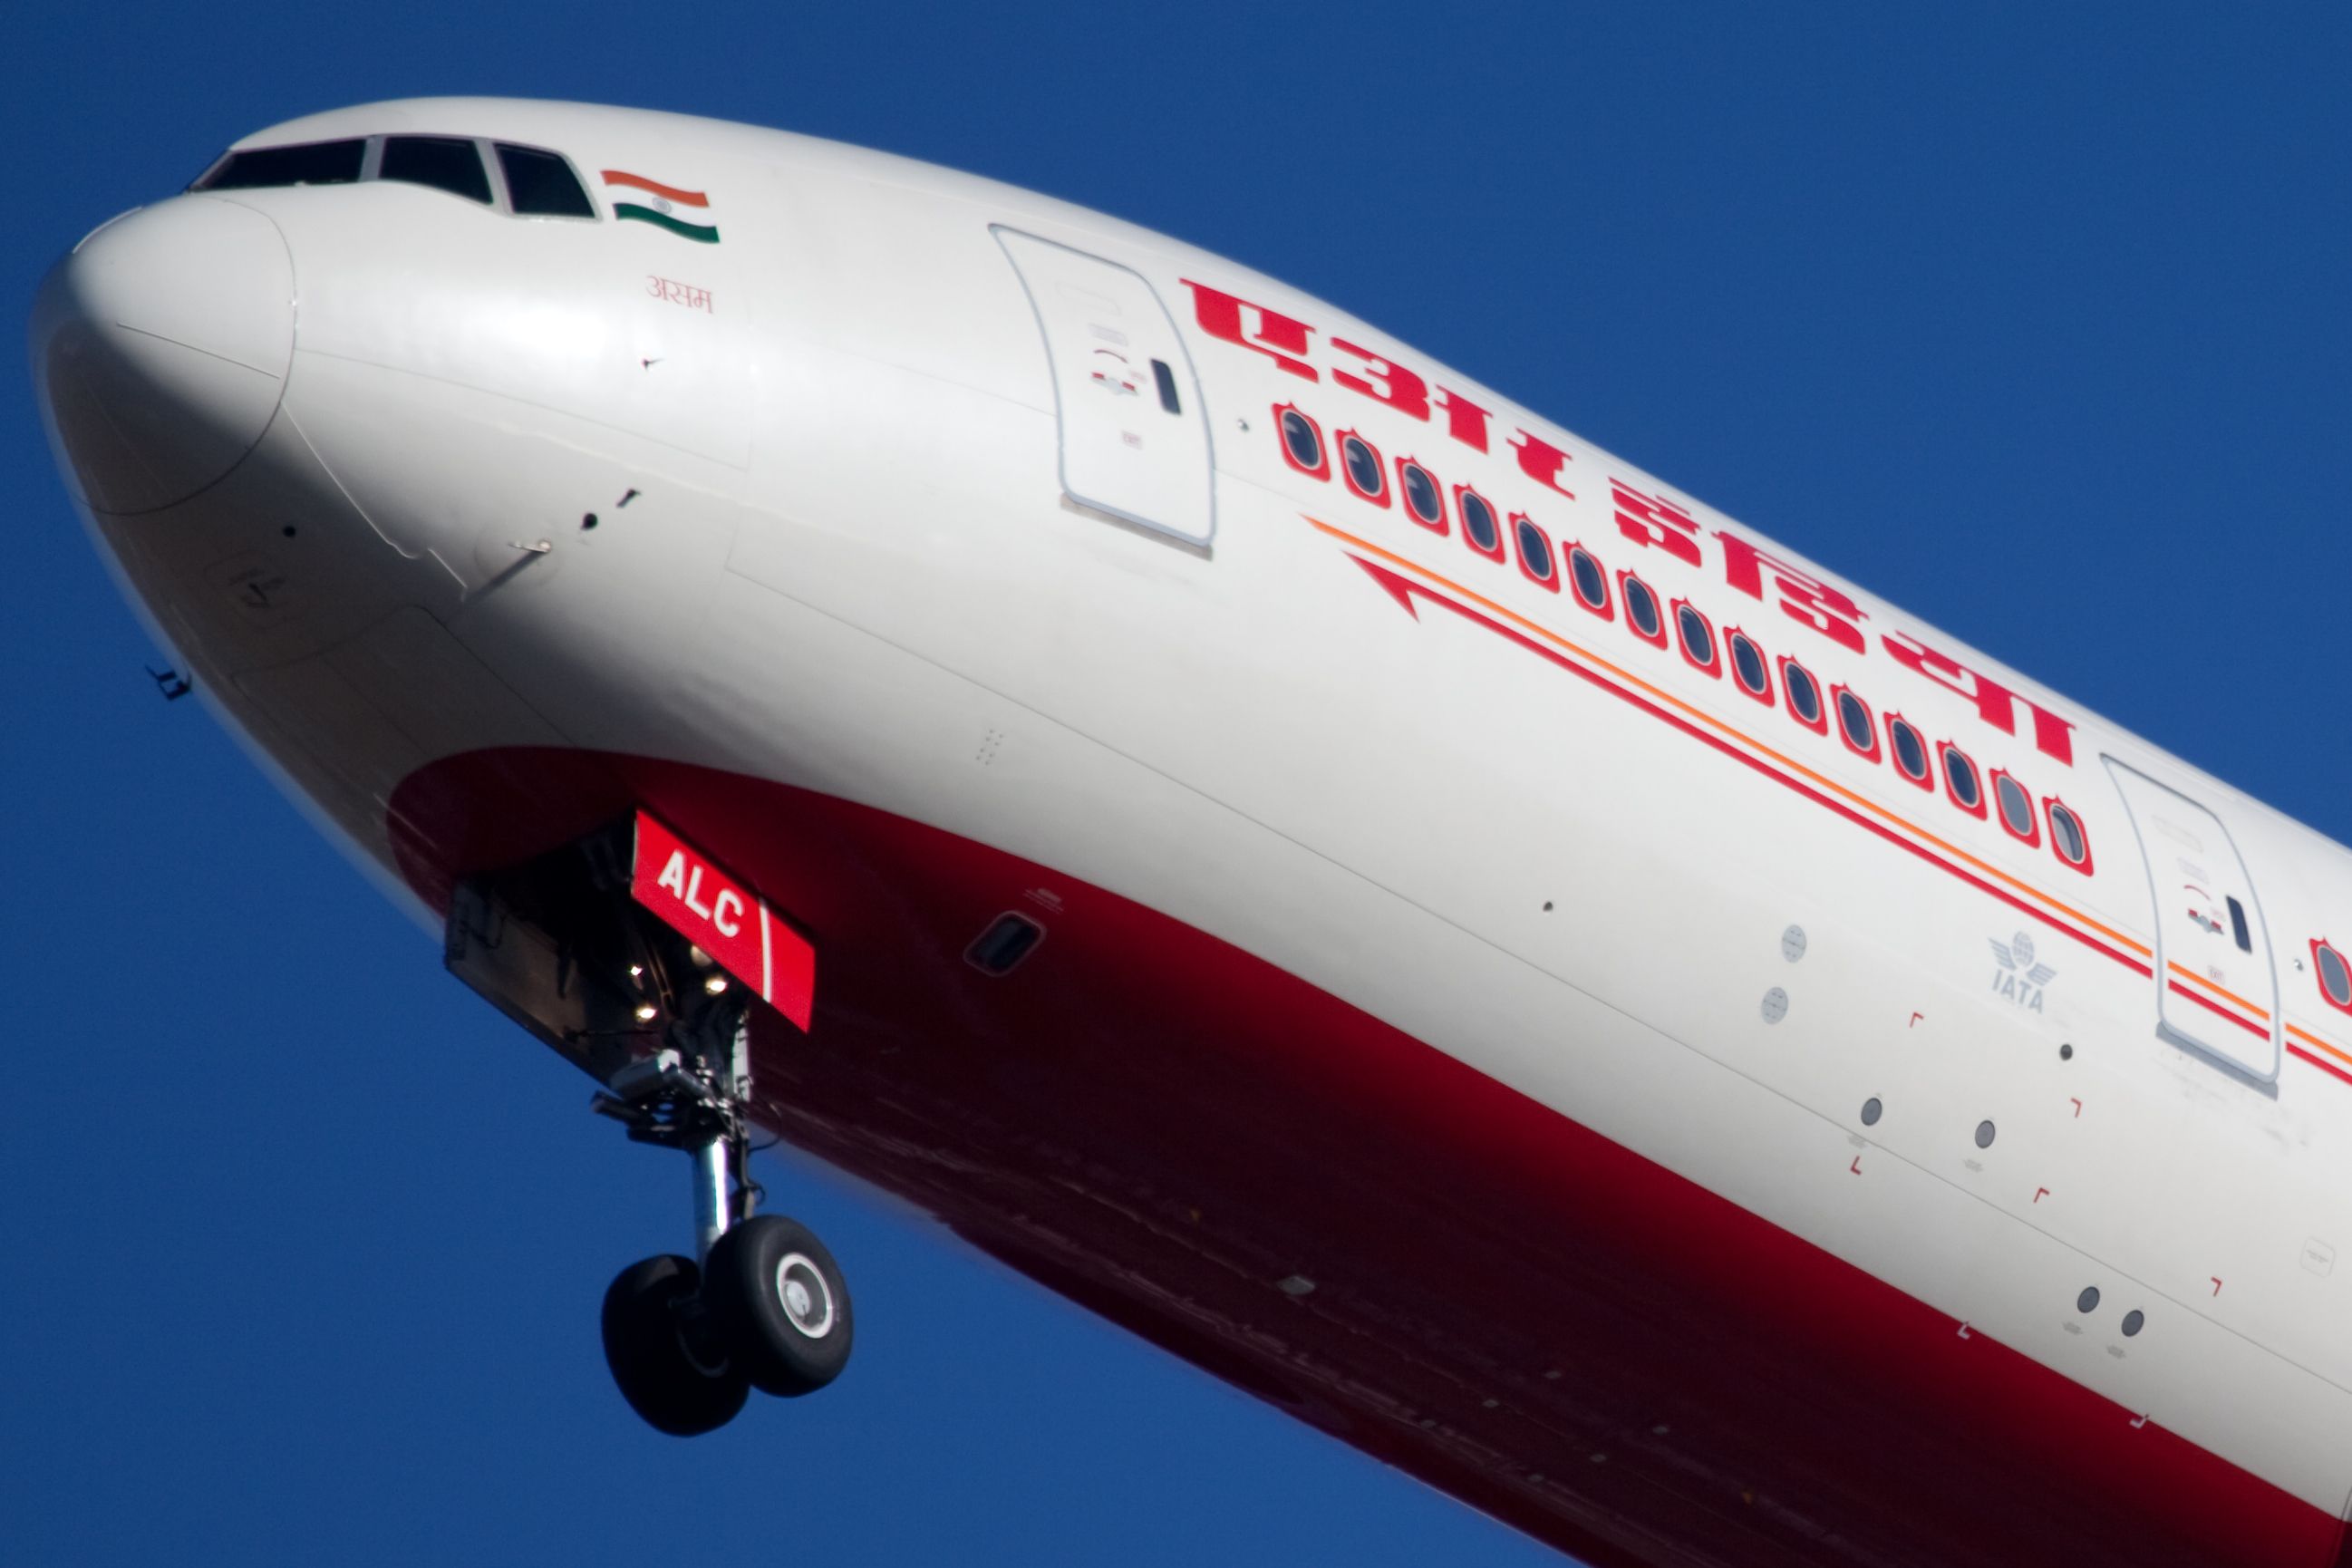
629,810,815,1033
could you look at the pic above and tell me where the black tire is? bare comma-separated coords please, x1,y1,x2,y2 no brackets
600,1253,749,1436
703,1215,855,1397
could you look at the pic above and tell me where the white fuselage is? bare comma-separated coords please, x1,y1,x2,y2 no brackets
34,97,2352,1566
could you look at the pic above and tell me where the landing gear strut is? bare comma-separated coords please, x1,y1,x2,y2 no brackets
440,816,854,1436
591,992,854,1436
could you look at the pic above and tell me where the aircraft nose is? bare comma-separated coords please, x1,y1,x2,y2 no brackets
29,196,295,515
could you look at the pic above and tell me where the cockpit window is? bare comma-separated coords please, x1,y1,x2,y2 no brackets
198,139,366,190
190,133,601,224
379,136,491,205
498,144,596,218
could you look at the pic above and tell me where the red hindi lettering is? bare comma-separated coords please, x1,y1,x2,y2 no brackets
1180,279,1317,382
1879,630,2076,765
1513,430,1579,501
1432,385,1492,453
1610,479,1703,568
1330,337,1430,421
1717,530,1867,654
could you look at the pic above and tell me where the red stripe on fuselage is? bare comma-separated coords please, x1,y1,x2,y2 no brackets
2289,1043,2352,1087
2169,978,2273,1041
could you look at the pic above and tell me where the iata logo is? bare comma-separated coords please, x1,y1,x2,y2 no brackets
1990,931,2057,1013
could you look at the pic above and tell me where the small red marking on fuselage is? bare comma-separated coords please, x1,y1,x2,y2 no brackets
647,274,713,313
2034,1187,2050,1205
1850,1156,1863,1176
1910,1011,1924,1028
2211,1278,2224,1296
2070,1098,2083,1118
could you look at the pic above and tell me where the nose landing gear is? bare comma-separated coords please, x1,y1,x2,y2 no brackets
592,1002,854,1436
440,817,853,1437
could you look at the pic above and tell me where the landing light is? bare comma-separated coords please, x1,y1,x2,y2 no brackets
704,975,729,995
634,1003,659,1023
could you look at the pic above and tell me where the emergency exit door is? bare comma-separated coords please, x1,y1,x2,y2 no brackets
2104,756,2281,1082
993,227,1215,549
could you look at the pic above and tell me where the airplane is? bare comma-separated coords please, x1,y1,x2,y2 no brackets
30,96,2352,1568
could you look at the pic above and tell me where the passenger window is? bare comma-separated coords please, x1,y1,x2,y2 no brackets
1782,659,1824,730
1621,576,1664,643
1888,716,1930,785
1568,547,1609,615
380,136,491,205
198,139,365,190
1729,632,1769,699
497,143,597,218
1515,517,1557,588
2049,801,2091,867
1834,688,1878,760
1995,772,2038,843
1941,744,1983,814
1674,603,1717,673
1276,405,1326,477
1399,461,1445,530
1341,432,1387,503
1458,489,1503,558
2318,942,2352,1011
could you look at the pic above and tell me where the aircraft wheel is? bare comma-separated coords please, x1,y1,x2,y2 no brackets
703,1215,855,1397
600,1253,749,1436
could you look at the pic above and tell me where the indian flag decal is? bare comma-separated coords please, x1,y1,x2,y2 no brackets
602,170,720,244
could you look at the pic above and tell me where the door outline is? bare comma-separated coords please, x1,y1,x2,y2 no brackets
993,226,1215,550
2102,755,2282,1087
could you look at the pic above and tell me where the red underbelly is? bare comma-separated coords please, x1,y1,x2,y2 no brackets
389,747,2349,1568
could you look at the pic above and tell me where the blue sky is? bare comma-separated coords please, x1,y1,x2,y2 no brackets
3,5,2347,1564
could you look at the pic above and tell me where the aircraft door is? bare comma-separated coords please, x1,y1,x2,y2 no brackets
992,227,1215,549
2103,757,2281,1082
